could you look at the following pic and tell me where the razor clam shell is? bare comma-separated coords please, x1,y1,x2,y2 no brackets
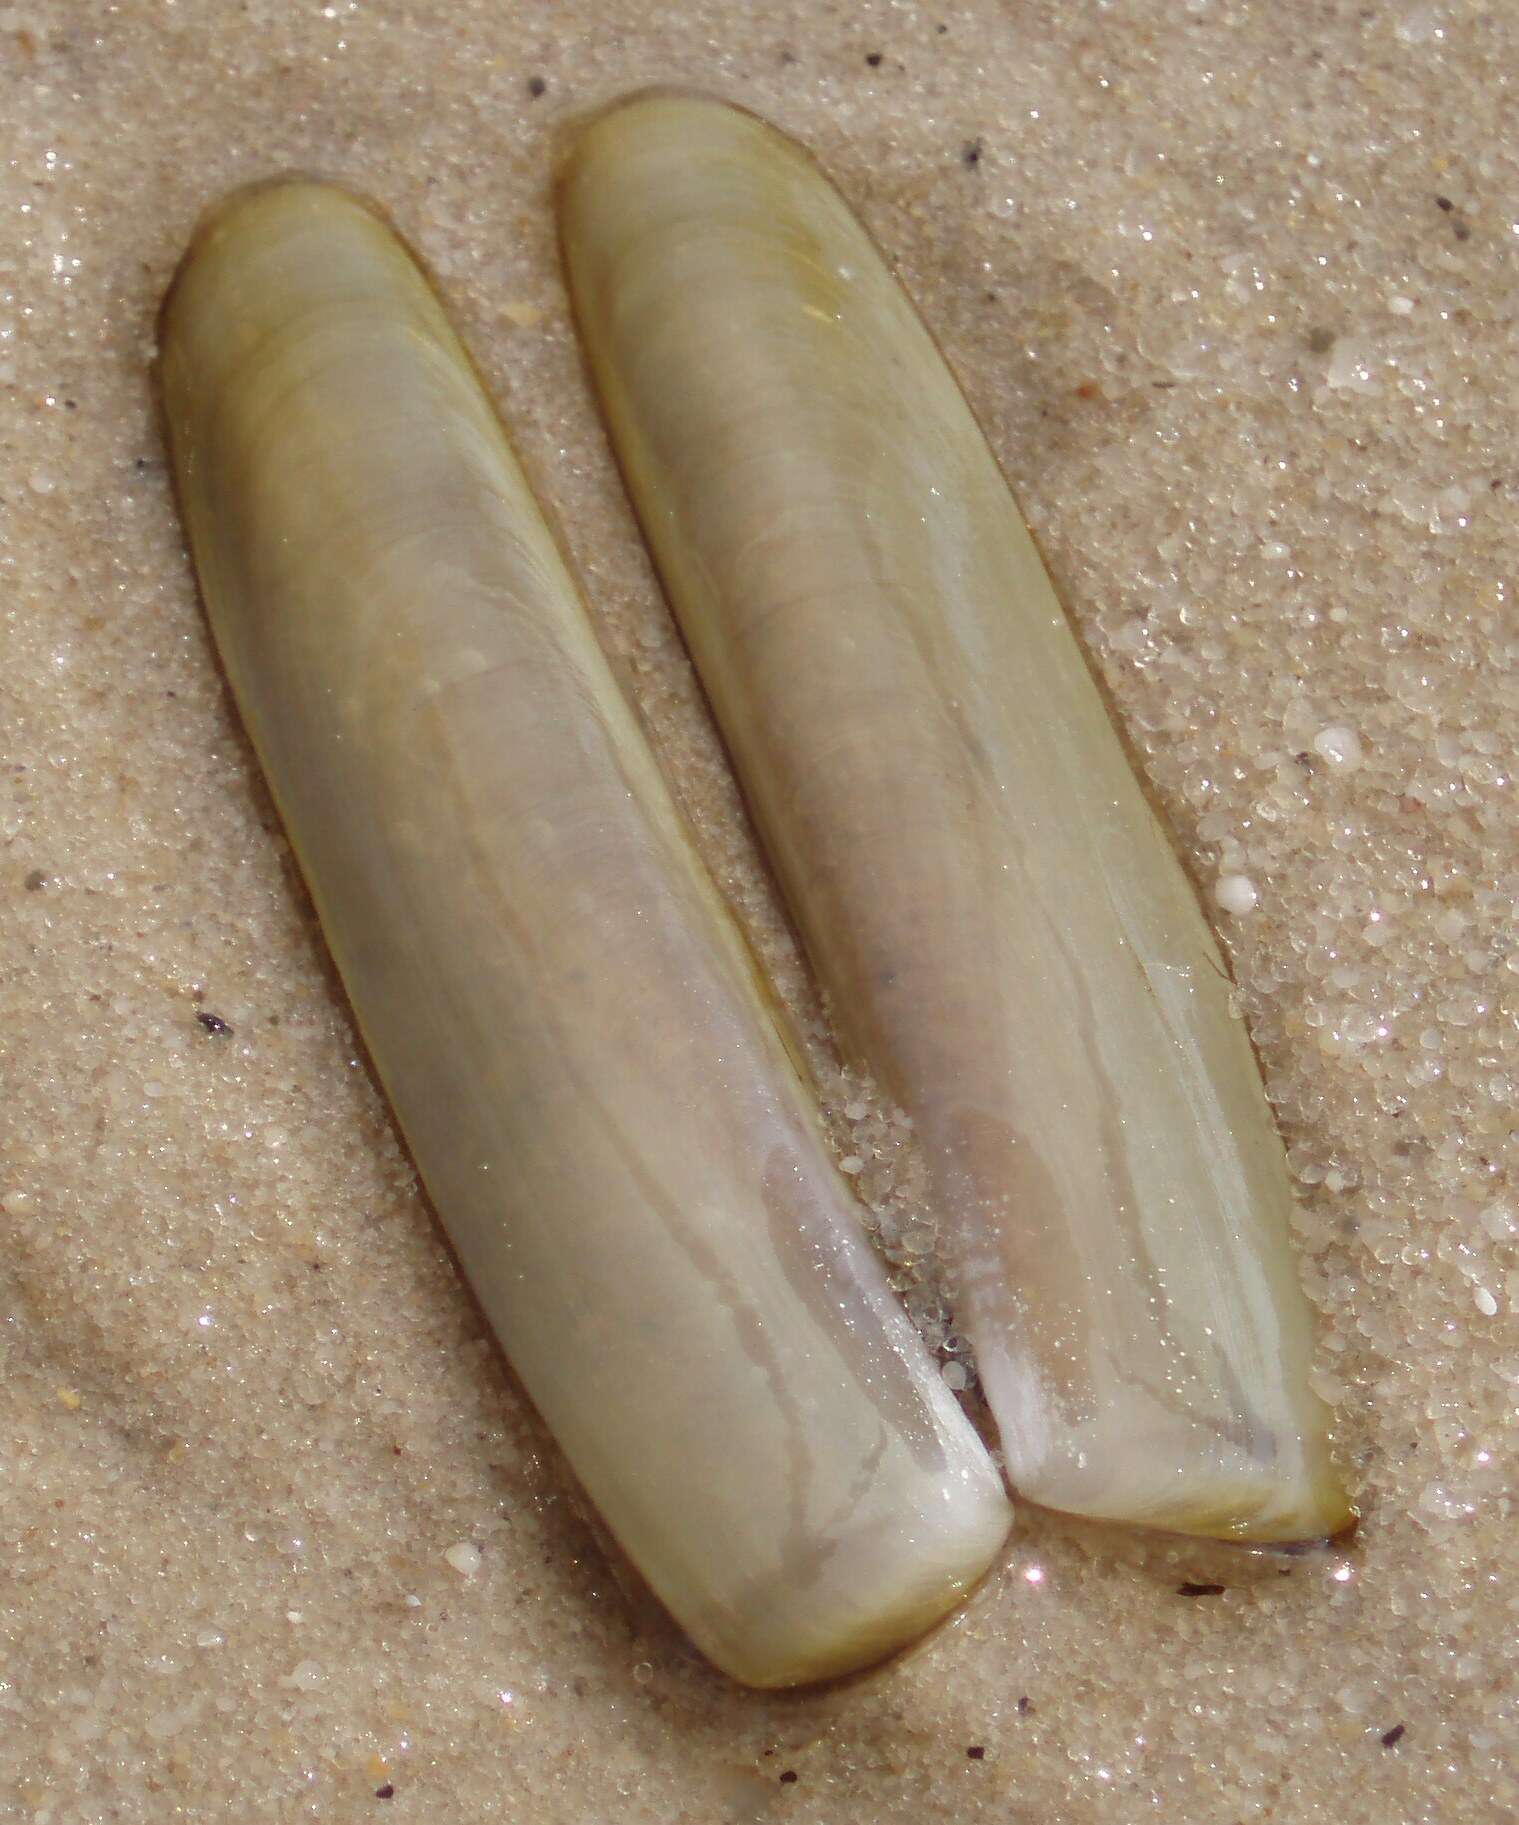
159,180,1012,1688
559,94,1351,1543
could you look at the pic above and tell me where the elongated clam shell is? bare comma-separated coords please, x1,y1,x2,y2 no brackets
159,181,1011,1687
559,95,1352,1543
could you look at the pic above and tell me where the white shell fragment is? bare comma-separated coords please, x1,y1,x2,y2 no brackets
159,181,1011,1687
560,95,1353,1544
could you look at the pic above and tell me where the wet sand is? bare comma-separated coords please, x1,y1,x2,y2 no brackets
3,2,1516,1819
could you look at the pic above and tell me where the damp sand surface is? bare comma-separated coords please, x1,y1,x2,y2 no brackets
3,2,1517,1820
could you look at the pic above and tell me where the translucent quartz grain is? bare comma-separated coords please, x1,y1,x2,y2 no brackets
159,181,1011,1688
560,94,1352,1543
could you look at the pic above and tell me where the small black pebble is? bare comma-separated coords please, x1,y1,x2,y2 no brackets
527,75,547,98
962,138,982,167
23,869,47,891
196,1011,233,1036
1016,1695,1032,1715
64,399,76,409
865,51,883,66
1381,1724,1406,1748
966,1745,985,1760
779,1770,798,1784
1435,195,1453,211
375,1781,396,1798
134,456,147,470
1177,1582,1226,1597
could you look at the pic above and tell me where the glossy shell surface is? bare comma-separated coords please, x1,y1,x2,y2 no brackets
561,95,1351,1543
161,180,1013,1686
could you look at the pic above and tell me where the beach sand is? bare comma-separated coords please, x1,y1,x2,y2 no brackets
3,2,1515,1818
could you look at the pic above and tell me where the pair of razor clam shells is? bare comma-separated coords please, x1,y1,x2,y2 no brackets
160,93,1350,1689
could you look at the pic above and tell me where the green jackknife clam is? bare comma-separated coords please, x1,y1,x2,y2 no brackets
560,93,1352,1544
159,180,1013,1689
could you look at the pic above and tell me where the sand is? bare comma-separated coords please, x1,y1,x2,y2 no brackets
3,1,1516,1819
